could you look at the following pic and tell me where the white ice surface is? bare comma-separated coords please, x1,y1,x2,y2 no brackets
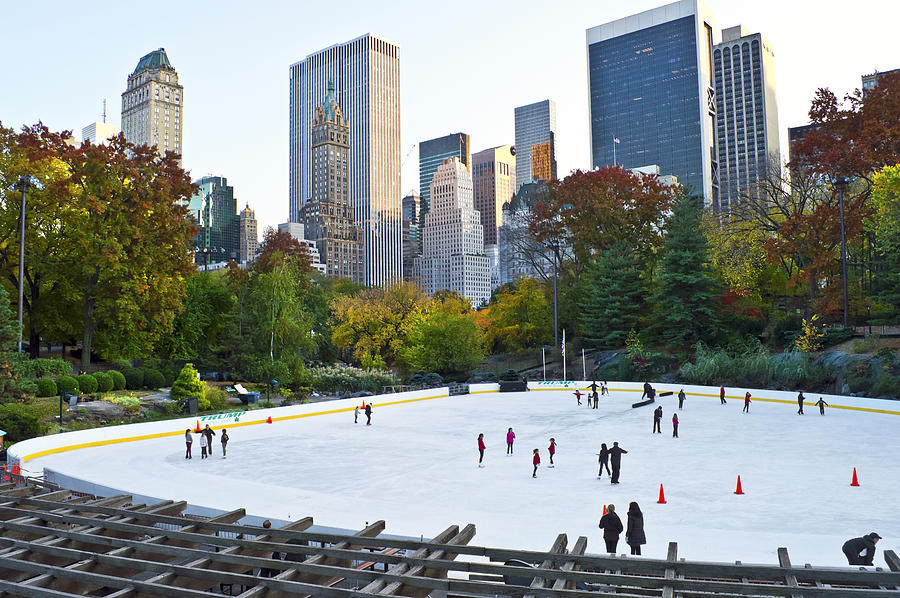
24,389,900,567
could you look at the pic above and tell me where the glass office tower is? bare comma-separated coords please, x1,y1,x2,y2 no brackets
418,133,470,217
587,0,719,205
513,100,557,191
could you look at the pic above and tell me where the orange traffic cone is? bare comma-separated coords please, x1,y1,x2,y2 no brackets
602,504,607,516
657,484,667,504
850,467,860,487
266,416,273,424
362,400,366,409
734,475,744,494
195,420,201,432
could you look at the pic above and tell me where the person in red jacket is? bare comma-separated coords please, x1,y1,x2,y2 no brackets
477,433,486,467
548,438,556,467
532,449,540,477
506,428,516,454
672,413,679,438
743,392,752,413
720,385,727,404
574,389,583,406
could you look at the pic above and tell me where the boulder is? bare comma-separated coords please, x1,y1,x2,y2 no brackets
72,400,126,418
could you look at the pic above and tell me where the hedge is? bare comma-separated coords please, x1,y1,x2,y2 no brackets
12,356,72,379
123,367,144,390
56,375,79,396
143,369,166,389
108,370,126,391
93,371,113,393
76,373,98,394
0,403,45,442
35,378,58,397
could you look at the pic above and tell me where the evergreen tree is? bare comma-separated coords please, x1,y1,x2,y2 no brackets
579,240,645,348
652,194,720,347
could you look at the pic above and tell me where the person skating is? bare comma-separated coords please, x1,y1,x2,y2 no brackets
477,433,486,467
597,443,611,478
601,381,609,396
548,438,556,467
797,391,805,415
672,413,679,438
506,428,516,454
720,385,727,404
815,397,829,415
625,502,646,555
590,380,598,398
743,392,751,413
574,389,583,406
598,504,624,553
532,448,540,478
354,406,359,423
220,428,229,458
200,424,216,456
365,402,372,425
592,390,599,408
609,442,627,484
842,532,881,566
199,431,209,459
642,381,652,400
652,405,663,433
184,429,193,459
678,388,686,409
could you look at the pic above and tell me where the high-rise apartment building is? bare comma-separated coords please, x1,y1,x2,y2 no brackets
416,157,490,308
713,25,779,211
300,82,365,283
472,145,516,249
239,203,258,264
401,192,420,282
419,133,470,217
514,100,556,190
187,176,239,265
289,34,401,286
587,0,719,205
82,122,119,145
121,48,183,164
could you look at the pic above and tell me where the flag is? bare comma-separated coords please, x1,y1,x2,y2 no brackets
613,137,620,144
561,329,566,358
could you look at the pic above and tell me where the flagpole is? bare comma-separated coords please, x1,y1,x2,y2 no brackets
542,347,546,381
562,329,566,382
613,138,616,166
582,348,586,381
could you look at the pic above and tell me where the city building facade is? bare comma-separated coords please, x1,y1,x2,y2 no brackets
188,176,239,266
401,192,420,282
416,157,490,308
498,181,553,286
277,222,327,275
472,145,516,248
289,34,401,286
862,67,899,95
419,133,470,217
239,203,258,264
514,100,556,190
713,25,780,212
121,48,183,163
587,0,719,205
82,122,119,145
299,82,364,284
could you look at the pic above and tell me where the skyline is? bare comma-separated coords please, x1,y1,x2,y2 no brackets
1,0,897,233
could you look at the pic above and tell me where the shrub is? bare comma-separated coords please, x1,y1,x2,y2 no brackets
143,369,166,389
468,371,498,383
76,374,98,394
822,326,854,347
111,359,132,370
123,367,144,390
56,375,79,396
871,374,900,398
170,363,203,404
108,370,126,391
304,365,398,393
93,372,113,393
204,386,228,412
110,395,142,414
0,403,45,442
852,334,880,354
35,378,58,397
13,357,72,379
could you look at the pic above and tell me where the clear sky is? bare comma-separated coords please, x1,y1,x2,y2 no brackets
1,1,896,232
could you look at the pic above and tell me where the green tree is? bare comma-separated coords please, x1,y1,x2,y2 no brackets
170,362,204,405
159,271,235,359
485,279,551,353
579,240,646,348
398,293,484,377
0,285,33,402
868,164,900,318
651,194,720,347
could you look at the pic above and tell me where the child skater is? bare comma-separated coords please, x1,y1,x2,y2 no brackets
598,443,611,478
574,389,583,406
506,427,516,454
477,433,486,467
532,448,541,478
199,431,209,459
548,438,556,467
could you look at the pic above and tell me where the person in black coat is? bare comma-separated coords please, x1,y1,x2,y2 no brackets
609,442,627,484
797,391,805,415
842,532,881,565
677,389,686,409
641,381,652,400
597,443,611,478
365,402,372,425
598,504,624,553
625,502,646,555
200,424,216,456
652,406,663,433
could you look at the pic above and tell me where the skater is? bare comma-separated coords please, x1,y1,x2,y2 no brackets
506,427,516,454
678,388,686,409
201,424,216,455
720,385,727,404
601,381,609,396
743,392,751,413
184,429,193,459
220,428,229,458
199,431,208,459
815,397,829,415
354,406,359,423
590,380,598,397
625,502,646,555
797,391,805,415
477,433,486,467
642,381,652,400
842,532,881,566
548,438,556,466
672,413,679,437
574,388,583,406
532,448,540,477
598,443,611,477
592,390,599,408
365,402,372,425
609,442,627,484
652,405,663,433
598,504,623,553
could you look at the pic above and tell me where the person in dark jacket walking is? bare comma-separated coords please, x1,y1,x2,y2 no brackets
477,433,486,467
200,424,216,456
672,413,679,438
842,532,881,565
609,442,627,484
365,402,372,425
652,405,663,433
678,389,686,409
797,391,805,415
532,449,540,478
720,385,727,404
625,502,646,555
598,504,624,553
184,429,193,459
220,429,229,458
815,397,829,415
597,443,611,478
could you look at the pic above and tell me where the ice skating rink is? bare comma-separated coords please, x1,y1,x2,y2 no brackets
15,385,900,566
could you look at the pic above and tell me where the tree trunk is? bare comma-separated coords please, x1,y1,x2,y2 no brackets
81,268,100,371
28,276,40,359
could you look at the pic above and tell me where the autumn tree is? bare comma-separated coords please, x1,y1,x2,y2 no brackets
255,227,311,274
483,278,552,354
398,292,484,377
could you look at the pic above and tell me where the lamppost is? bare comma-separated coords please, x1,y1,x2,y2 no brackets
866,304,871,335
834,176,850,328
7,175,45,353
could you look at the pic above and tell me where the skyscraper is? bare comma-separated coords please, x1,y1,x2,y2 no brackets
416,157,490,308
587,0,719,205
289,34,401,286
472,145,516,249
514,100,556,190
401,192,420,282
187,176,239,265
300,82,364,283
713,25,780,212
419,133,470,217
239,203,258,264
121,48,183,164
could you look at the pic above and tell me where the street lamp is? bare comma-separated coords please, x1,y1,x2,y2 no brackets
7,175,44,353
833,176,850,328
866,304,871,335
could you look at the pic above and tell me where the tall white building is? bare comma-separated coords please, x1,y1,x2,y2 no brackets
82,122,119,145
416,157,490,308
239,203,258,264
289,34,401,286
121,48,183,164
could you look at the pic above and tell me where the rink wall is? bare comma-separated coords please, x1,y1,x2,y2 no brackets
7,387,449,467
